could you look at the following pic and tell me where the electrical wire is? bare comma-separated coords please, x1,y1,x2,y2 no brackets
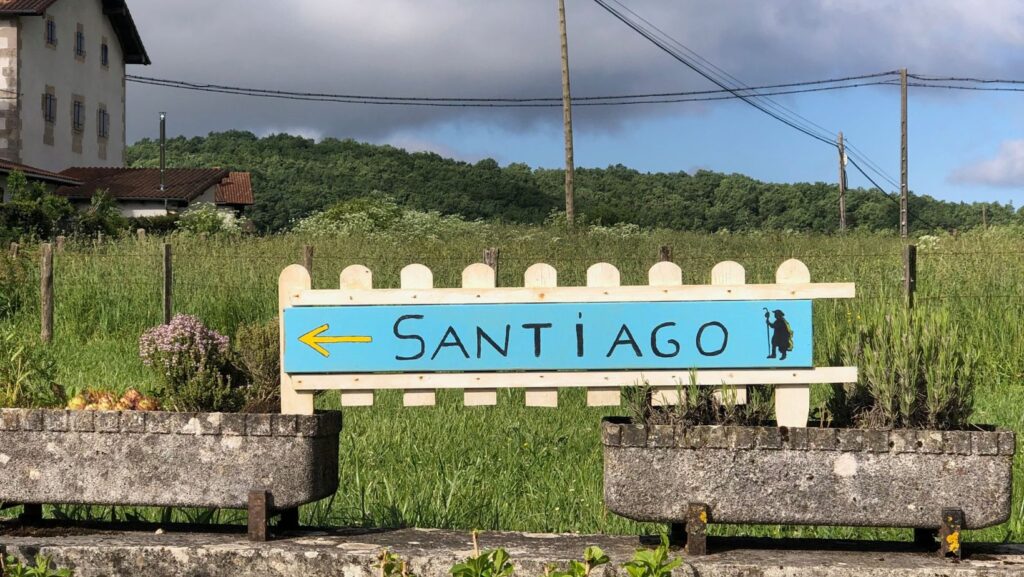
126,75,895,107
589,0,949,230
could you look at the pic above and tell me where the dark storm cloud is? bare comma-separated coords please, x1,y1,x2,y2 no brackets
125,0,1024,143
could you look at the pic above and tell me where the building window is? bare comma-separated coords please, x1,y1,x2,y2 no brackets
43,93,57,124
97,107,109,139
101,42,109,67
75,28,85,58
45,18,57,46
73,99,85,133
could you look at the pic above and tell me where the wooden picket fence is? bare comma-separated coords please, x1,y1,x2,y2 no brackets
278,258,856,427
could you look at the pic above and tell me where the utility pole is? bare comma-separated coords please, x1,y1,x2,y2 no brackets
838,131,847,233
558,0,576,227
159,112,167,193
900,68,909,238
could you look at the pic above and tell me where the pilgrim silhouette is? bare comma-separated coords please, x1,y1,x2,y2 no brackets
765,309,793,360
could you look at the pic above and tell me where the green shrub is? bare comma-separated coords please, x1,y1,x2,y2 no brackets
129,214,180,234
1,554,73,577
234,318,281,412
292,195,490,240
621,535,681,577
836,307,978,430
0,328,63,409
139,314,241,412
75,190,127,237
450,532,513,577
626,374,774,427
0,254,32,319
177,202,243,236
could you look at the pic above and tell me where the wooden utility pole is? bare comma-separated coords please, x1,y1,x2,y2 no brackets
558,0,576,227
982,205,988,228
900,68,909,238
837,131,847,233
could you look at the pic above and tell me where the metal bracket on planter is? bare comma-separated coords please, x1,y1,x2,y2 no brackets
247,489,301,542
939,508,964,560
685,503,709,556
667,503,710,556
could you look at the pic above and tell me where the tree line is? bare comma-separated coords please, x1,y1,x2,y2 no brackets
126,131,1021,234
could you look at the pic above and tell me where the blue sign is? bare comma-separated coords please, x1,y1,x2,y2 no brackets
283,300,812,374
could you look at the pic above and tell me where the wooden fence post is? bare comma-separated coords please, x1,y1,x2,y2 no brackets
303,245,314,276
40,243,53,343
137,228,146,242
55,236,65,252
658,245,672,262
903,244,917,309
483,247,499,281
9,242,17,258
163,243,173,324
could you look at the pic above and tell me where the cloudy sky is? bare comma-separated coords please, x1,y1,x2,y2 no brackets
125,0,1024,206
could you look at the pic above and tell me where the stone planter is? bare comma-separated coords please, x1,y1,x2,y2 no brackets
0,409,340,510
602,418,1014,530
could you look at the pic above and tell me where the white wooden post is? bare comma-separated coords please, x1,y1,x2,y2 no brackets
774,259,812,427
523,263,559,407
338,265,375,407
648,261,684,407
711,261,748,405
462,263,498,406
585,263,622,407
279,264,315,415
401,264,437,407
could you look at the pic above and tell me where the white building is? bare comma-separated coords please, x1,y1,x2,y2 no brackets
0,0,149,172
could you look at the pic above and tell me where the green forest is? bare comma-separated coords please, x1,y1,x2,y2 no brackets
126,131,1021,233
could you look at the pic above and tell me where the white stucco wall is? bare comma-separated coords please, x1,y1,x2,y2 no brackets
18,0,126,172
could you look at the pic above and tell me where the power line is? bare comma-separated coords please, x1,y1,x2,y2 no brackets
590,0,840,147
908,73,1024,84
590,0,944,231
598,0,852,144
126,74,895,106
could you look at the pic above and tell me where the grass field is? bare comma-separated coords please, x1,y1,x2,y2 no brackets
1,225,1022,543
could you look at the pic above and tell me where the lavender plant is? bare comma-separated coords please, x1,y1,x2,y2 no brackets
139,314,239,412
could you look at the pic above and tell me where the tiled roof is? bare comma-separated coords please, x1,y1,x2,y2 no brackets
0,0,59,14
0,158,82,185
56,168,229,202
216,172,254,206
0,0,150,65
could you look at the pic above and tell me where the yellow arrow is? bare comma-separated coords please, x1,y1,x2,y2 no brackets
299,324,372,357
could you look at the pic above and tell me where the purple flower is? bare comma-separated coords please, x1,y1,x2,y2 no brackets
139,314,230,383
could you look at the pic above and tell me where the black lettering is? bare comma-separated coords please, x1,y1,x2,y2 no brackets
522,323,553,357
651,322,680,358
696,321,728,357
431,326,470,360
394,315,425,361
606,324,643,357
476,325,511,358
576,323,585,357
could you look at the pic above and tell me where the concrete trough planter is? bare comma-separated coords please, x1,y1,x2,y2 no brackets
602,417,1014,530
0,409,341,510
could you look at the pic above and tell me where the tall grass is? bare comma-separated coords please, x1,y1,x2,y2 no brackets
1,226,1022,542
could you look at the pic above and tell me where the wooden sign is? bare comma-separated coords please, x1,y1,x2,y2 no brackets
278,259,857,427
283,300,813,373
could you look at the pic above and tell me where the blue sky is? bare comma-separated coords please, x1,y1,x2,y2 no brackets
126,0,1024,207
